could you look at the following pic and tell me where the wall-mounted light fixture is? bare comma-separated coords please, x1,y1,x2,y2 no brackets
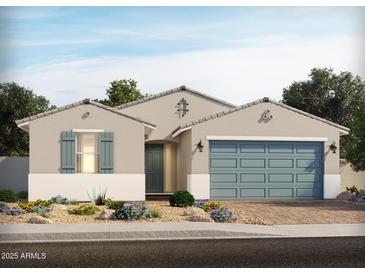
329,141,337,154
197,140,204,152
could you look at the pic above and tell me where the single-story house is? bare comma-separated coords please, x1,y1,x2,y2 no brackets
16,86,349,201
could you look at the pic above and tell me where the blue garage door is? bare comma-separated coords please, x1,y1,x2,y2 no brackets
209,141,324,200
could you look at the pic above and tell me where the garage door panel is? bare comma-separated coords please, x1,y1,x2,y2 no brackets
240,188,266,198
210,188,237,198
268,159,294,168
296,188,320,198
240,144,265,153
240,158,265,168
268,188,294,198
210,143,237,153
210,158,237,168
268,173,294,183
296,144,321,154
296,159,320,169
240,173,265,183
211,173,237,183
210,141,323,200
296,173,320,183
268,144,294,153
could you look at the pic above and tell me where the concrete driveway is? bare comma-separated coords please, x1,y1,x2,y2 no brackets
222,200,365,225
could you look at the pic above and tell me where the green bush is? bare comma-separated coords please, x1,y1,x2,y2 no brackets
69,204,100,215
0,189,16,202
17,191,28,200
105,198,124,210
34,199,52,207
358,189,365,196
201,201,222,212
169,191,195,207
148,209,161,218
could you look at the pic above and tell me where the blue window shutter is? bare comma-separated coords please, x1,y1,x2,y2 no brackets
60,131,75,173
100,132,114,174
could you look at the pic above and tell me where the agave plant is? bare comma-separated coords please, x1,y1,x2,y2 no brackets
87,187,107,206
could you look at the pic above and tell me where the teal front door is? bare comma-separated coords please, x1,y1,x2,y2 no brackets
145,144,164,193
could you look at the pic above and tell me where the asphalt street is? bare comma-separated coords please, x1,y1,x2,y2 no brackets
1,237,365,267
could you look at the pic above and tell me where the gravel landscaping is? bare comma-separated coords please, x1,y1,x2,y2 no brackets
2,200,363,225
0,201,272,225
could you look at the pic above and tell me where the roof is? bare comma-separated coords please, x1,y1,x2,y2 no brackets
172,97,350,137
116,85,237,109
15,99,156,128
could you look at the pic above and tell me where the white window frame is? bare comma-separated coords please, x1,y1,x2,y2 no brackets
75,132,101,174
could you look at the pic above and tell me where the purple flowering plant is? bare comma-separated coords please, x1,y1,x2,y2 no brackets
113,201,150,220
210,207,233,223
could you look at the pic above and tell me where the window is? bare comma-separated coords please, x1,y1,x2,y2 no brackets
76,133,100,173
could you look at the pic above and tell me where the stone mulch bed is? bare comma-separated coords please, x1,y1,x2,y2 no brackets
0,201,272,225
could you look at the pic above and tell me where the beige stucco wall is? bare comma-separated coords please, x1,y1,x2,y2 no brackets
176,130,192,191
120,91,232,142
163,142,177,193
188,101,341,175
341,161,365,191
29,104,145,174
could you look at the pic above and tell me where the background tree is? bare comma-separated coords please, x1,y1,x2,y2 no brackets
0,82,54,156
343,105,365,171
282,67,365,170
99,79,146,107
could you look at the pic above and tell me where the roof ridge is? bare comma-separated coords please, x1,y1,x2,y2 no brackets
116,85,237,109
174,98,349,136
16,98,156,127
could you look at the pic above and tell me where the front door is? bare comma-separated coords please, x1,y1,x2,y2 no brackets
145,144,164,193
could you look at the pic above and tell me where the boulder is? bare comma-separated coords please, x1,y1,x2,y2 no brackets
26,216,53,224
50,204,67,211
96,209,115,220
182,207,205,216
187,215,213,222
336,191,353,201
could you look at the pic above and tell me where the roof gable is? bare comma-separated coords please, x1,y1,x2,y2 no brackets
172,97,350,137
116,85,237,110
16,99,156,129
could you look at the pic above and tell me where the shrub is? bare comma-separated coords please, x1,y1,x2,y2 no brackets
148,209,161,218
193,199,206,209
169,191,195,207
34,199,52,207
0,189,16,202
2,207,24,216
346,186,359,195
0,202,7,210
88,187,107,206
17,191,28,200
31,205,51,218
201,201,222,212
113,202,149,220
210,208,233,223
358,189,365,196
50,195,69,204
17,201,35,212
105,198,124,210
69,204,100,215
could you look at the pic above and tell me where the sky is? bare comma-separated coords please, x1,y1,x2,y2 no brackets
0,7,364,106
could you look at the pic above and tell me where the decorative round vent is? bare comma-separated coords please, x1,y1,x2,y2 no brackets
261,109,273,122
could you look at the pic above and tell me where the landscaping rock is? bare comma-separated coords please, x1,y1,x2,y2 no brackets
336,191,353,201
50,204,68,211
96,209,114,220
26,216,53,224
182,207,205,216
186,215,213,222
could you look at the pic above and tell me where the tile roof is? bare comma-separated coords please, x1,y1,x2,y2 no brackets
15,99,156,127
116,85,237,109
173,97,350,136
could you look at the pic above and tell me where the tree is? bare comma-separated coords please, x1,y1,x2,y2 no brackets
343,105,365,171
100,79,145,107
0,82,54,156
282,67,365,170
